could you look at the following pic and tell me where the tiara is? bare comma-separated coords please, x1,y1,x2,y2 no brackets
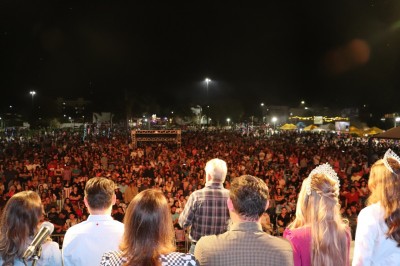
383,149,400,174
305,163,340,195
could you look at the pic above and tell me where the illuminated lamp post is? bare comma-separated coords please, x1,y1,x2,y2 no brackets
260,103,265,123
272,116,278,130
205,78,211,126
30,90,36,127
395,117,400,127
30,90,36,108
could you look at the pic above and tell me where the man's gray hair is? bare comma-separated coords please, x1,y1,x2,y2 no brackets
205,158,227,183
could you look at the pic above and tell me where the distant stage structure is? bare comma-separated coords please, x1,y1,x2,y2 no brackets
131,130,181,148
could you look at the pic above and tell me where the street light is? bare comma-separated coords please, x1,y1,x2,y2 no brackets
204,78,211,126
29,91,36,127
272,117,278,130
260,103,265,123
226,118,231,126
395,117,400,127
30,91,36,108
205,78,211,100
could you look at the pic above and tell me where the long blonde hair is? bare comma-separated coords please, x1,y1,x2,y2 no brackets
289,173,349,266
368,158,400,245
120,189,175,266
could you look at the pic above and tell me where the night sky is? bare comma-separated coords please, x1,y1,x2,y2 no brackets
1,1,400,116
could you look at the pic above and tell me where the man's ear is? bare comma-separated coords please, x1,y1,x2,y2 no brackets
227,198,235,212
84,197,89,208
111,193,116,205
206,173,212,182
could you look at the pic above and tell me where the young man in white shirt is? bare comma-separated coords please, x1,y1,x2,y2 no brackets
62,177,124,266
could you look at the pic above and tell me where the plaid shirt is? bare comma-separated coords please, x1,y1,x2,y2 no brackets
179,183,230,241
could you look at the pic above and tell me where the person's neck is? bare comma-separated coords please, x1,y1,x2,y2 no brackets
206,181,222,186
230,211,260,224
88,207,112,215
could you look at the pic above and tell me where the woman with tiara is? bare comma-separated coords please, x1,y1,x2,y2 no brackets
283,163,350,266
352,149,400,265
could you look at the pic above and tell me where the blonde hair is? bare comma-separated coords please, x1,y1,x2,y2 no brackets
368,158,400,245
289,173,349,266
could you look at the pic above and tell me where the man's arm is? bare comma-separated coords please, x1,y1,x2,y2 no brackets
178,193,196,229
194,237,208,266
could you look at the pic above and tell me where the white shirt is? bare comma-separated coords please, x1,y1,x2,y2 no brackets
352,203,400,266
62,214,124,266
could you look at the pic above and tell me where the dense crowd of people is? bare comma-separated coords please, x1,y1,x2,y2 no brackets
0,127,396,246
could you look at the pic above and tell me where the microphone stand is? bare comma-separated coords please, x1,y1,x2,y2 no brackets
31,246,42,266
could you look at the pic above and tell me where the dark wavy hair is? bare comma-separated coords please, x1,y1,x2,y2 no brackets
0,191,43,265
229,175,269,221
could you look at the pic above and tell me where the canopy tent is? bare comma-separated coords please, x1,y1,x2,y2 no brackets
349,126,363,136
296,122,306,129
280,124,297,130
373,126,400,139
319,123,335,131
365,126,384,136
368,126,400,166
303,125,319,131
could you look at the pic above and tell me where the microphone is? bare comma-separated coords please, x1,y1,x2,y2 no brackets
23,221,54,260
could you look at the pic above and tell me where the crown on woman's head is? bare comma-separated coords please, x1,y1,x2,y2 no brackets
383,149,400,174
305,163,340,196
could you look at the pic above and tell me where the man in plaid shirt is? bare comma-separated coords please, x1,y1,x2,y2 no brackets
179,158,230,254
194,175,294,266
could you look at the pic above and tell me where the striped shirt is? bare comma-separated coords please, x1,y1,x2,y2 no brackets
179,183,230,241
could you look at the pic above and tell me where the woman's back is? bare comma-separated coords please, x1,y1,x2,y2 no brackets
284,226,350,266
283,227,311,266
0,240,61,266
102,189,198,266
352,203,400,266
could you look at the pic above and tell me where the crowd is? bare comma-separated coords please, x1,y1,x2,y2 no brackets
0,128,394,240
0,126,400,265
